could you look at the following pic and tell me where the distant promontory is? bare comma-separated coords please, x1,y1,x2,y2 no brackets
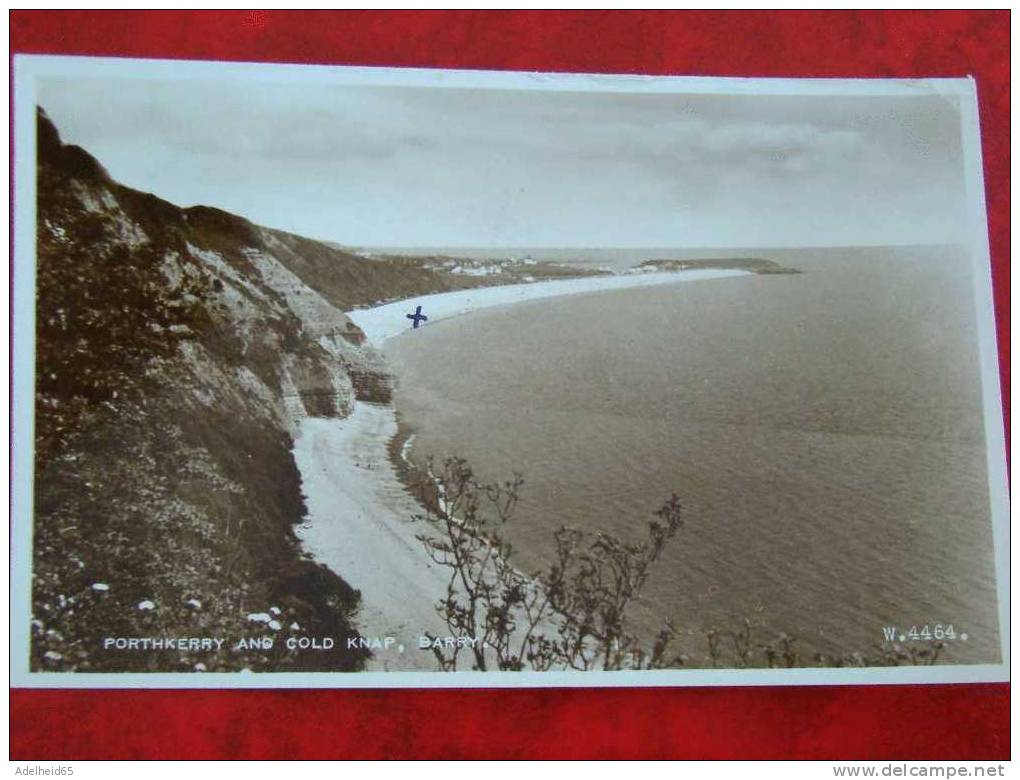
632,257,801,275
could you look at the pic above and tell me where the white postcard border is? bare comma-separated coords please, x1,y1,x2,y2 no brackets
9,55,1011,689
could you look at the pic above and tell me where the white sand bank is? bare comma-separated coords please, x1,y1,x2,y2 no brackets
296,404,561,672
348,268,751,348
293,403,450,671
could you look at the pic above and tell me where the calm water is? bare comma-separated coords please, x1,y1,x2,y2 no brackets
386,247,1001,664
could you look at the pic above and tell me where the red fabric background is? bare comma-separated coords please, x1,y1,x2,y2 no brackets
9,10,1010,760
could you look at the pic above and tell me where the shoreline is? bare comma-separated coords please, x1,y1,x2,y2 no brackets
348,268,752,348
296,268,755,671
293,405,450,671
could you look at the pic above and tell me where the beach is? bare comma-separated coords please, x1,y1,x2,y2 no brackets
348,268,751,347
293,405,450,671
295,269,752,670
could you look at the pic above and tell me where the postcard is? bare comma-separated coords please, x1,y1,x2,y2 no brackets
10,55,1009,687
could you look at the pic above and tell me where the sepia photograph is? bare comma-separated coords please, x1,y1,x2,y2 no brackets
10,56,1009,686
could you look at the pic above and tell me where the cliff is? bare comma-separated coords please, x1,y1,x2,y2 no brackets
30,108,453,672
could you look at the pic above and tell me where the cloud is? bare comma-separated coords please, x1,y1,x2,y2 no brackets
36,76,966,247
697,121,862,169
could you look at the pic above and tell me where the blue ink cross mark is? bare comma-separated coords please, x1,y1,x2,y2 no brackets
406,305,428,329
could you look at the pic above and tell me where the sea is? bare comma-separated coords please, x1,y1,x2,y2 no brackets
384,246,1001,665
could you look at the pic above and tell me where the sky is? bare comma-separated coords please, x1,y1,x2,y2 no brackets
37,75,969,249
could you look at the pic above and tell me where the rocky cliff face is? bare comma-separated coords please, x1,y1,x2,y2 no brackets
30,109,441,672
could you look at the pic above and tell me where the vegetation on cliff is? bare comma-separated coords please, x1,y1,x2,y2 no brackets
31,108,388,672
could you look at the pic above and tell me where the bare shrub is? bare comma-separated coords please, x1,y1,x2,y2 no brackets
413,455,685,671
